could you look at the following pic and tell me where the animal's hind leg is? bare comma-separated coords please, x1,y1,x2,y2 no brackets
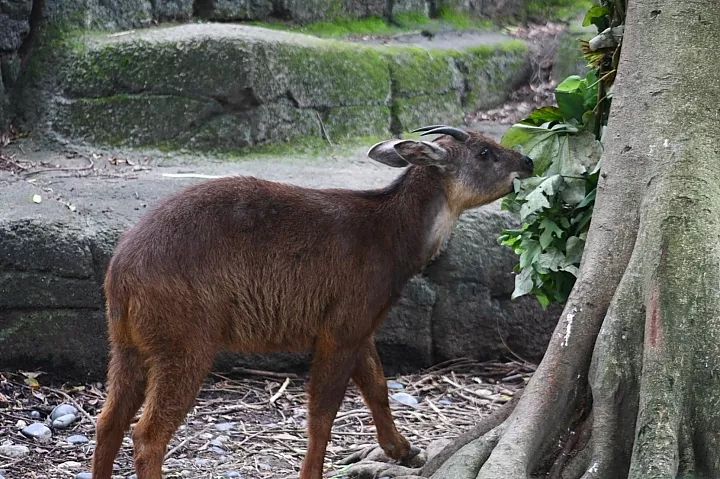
301,338,360,479
351,339,412,461
131,348,214,479
92,345,147,479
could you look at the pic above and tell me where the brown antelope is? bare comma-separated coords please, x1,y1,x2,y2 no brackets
91,126,533,479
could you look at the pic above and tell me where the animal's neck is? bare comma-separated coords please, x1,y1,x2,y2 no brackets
381,167,459,283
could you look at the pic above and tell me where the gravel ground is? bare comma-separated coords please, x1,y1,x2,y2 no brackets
0,360,534,479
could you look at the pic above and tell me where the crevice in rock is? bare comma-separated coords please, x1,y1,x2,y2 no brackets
453,58,471,108
387,70,402,135
284,89,300,108
17,0,44,69
210,87,262,113
192,0,213,18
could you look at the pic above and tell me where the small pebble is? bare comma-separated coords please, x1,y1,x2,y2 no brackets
211,445,226,455
0,444,30,458
215,422,235,432
438,398,453,406
75,473,92,479
21,423,52,441
15,419,27,428
52,413,77,429
51,404,78,421
67,434,89,445
390,392,419,407
386,380,405,390
223,471,242,478
30,411,41,419
59,461,82,470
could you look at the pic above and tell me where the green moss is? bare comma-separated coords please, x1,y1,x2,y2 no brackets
277,41,391,107
253,8,495,40
383,46,460,97
322,105,391,139
438,8,493,30
525,0,593,22
394,92,464,132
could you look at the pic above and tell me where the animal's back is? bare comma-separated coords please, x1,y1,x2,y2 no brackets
105,176,389,353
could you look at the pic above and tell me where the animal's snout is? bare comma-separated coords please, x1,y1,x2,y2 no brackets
523,156,534,171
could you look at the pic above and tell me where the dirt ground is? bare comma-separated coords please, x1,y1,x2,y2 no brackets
0,360,533,479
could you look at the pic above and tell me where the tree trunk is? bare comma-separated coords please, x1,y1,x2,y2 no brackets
346,1,720,478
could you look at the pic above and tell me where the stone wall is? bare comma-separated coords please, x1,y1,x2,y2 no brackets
35,25,528,149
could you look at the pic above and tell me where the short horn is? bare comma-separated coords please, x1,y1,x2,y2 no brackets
420,127,470,142
410,124,451,133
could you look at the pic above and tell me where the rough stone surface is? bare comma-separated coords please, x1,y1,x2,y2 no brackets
21,422,52,441
33,24,528,150
0,146,558,378
0,444,30,458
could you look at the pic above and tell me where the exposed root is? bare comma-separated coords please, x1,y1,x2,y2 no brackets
429,423,506,479
420,393,521,477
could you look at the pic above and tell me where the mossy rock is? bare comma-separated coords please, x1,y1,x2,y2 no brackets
54,94,221,146
274,41,391,108
182,99,321,149
385,47,462,97
459,41,529,110
34,23,529,151
321,105,391,139
394,92,464,132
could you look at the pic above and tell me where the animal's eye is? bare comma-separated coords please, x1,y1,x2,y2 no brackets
480,148,489,157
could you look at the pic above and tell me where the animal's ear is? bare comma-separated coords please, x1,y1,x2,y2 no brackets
393,140,448,167
367,140,410,168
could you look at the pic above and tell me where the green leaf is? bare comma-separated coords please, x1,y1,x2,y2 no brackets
535,291,551,309
555,73,601,124
555,75,586,122
583,5,610,29
512,268,534,299
519,239,541,270
501,124,570,175
565,236,586,264
562,265,580,277
539,218,564,249
576,187,597,209
519,175,563,221
536,248,567,272
520,106,565,126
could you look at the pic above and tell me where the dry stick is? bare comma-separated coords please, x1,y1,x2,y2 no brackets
424,398,453,426
230,367,300,379
269,377,291,405
441,376,497,401
22,159,94,177
315,111,333,146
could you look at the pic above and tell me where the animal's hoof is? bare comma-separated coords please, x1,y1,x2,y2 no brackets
399,445,425,468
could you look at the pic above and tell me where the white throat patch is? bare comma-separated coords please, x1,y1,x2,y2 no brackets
426,204,458,263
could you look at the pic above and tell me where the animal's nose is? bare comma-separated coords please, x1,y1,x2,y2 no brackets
523,156,534,170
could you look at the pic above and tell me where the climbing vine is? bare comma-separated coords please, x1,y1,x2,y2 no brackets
499,1,624,307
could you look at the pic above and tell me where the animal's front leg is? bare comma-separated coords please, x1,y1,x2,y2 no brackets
351,338,412,462
300,337,359,479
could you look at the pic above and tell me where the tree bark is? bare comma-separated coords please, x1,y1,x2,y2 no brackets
345,1,720,478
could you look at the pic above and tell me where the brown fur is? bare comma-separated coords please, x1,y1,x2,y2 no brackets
92,131,533,479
